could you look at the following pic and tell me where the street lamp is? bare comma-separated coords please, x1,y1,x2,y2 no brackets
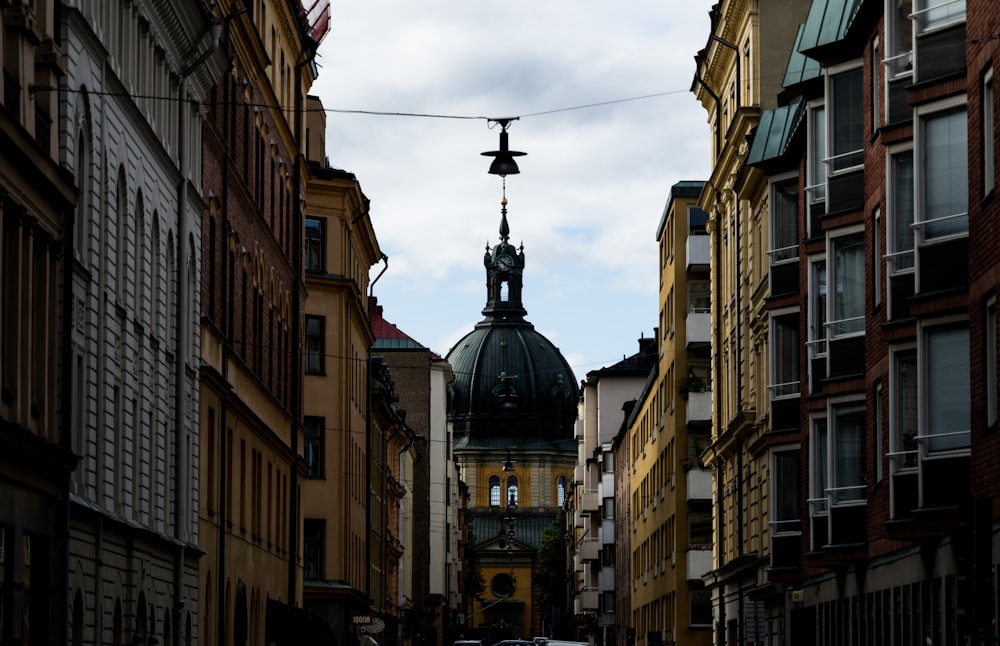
482,118,526,177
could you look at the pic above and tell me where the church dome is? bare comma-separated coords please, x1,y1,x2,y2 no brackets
446,208,579,448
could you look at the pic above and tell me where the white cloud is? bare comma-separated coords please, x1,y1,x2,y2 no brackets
311,0,716,370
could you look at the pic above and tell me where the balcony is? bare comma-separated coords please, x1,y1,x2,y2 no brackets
580,487,599,512
686,390,711,425
686,468,713,502
687,234,710,271
600,565,615,590
686,547,713,581
579,537,599,562
576,588,599,613
686,310,711,347
598,477,614,498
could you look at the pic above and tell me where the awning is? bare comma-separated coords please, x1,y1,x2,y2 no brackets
746,101,806,169
782,25,822,91
266,599,338,646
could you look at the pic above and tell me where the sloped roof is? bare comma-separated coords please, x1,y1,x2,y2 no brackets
747,101,806,168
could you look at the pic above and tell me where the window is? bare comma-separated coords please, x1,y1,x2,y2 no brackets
769,179,799,264
887,148,915,273
808,258,828,362
771,450,801,535
809,416,829,518
885,0,913,78
304,416,324,478
891,347,919,470
305,217,324,272
601,591,615,615
688,205,709,235
484,475,499,507
872,37,881,132
304,519,324,579
689,587,713,627
984,67,994,196
807,104,827,205
924,324,970,452
830,233,865,337
304,315,324,374
914,0,965,33
831,403,866,505
557,476,567,507
873,208,882,307
875,383,884,483
688,510,711,548
828,66,864,173
506,476,518,506
770,313,800,398
603,450,614,473
917,106,967,239
988,300,997,430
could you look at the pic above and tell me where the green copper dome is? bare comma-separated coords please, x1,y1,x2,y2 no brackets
446,210,579,449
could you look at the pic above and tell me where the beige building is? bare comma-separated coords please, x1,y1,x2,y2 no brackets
691,1,810,644
300,94,387,644
625,182,714,646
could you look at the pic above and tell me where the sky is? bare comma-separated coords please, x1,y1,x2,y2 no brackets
308,0,716,380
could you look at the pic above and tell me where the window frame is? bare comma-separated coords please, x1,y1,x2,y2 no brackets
304,314,325,375
983,65,995,197
303,416,324,478
770,447,802,537
829,400,867,507
825,62,865,176
913,0,966,35
769,309,800,400
987,298,997,431
919,320,971,454
806,100,827,209
305,216,325,273
886,144,915,279
827,228,866,340
768,173,800,267
883,0,913,80
914,97,968,246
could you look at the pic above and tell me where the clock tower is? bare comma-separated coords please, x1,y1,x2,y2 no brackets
482,199,526,318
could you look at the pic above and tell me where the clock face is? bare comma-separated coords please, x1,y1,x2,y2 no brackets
497,254,514,271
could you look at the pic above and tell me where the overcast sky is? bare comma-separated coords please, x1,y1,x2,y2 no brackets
308,0,716,381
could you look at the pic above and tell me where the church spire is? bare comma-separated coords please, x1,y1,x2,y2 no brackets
482,185,526,320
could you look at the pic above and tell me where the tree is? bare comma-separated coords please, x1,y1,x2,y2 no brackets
533,515,567,634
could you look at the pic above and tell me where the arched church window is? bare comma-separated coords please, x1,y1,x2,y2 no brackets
557,475,567,507
506,476,519,506
489,475,501,507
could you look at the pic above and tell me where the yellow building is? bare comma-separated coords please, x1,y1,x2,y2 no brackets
300,94,387,644
199,1,330,645
627,182,715,646
691,1,809,644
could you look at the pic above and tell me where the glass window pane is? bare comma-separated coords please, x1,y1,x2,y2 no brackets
889,151,915,270
831,68,864,171
832,235,865,336
833,405,866,504
917,0,966,32
773,451,801,528
893,349,919,468
771,180,799,262
923,109,968,237
926,326,970,451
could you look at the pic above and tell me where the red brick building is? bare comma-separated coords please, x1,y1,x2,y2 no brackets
738,0,999,643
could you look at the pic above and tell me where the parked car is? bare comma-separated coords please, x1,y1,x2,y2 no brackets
493,640,533,646
453,640,483,646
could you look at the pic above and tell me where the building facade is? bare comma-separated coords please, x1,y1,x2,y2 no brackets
745,0,997,643
573,338,657,646
58,1,224,645
0,0,79,643
300,93,384,646
691,2,811,644
623,182,715,646
199,1,329,645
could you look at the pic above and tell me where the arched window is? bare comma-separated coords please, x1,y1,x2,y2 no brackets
489,475,501,507
506,476,519,506
557,476,567,507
